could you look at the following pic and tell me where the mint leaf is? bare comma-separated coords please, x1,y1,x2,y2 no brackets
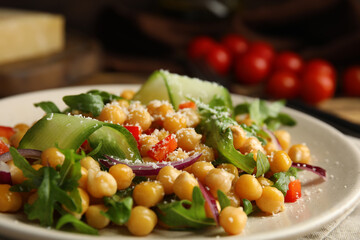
63,93,104,117
271,167,298,195
56,214,98,235
34,101,61,114
255,151,270,177
103,190,133,225
157,187,215,229
217,190,231,210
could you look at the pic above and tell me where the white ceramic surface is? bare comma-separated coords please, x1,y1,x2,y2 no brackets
0,84,359,240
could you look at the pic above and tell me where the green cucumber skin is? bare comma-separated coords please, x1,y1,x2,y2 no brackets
133,70,233,110
19,113,141,162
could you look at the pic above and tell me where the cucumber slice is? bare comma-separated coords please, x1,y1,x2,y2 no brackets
133,70,233,110
19,113,141,161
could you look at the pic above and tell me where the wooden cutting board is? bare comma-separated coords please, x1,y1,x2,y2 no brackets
0,35,102,97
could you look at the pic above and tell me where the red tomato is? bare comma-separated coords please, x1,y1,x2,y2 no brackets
285,179,301,203
0,126,15,140
178,101,196,109
302,59,336,82
205,44,231,75
301,72,335,104
274,52,304,74
248,42,275,64
343,66,360,96
221,34,249,58
188,36,216,59
235,52,270,84
0,139,9,155
266,71,301,99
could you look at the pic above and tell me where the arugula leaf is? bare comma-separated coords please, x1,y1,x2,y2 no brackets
194,99,256,174
34,101,61,114
102,189,133,225
271,167,298,195
87,90,123,103
217,190,231,210
255,151,270,177
242,199,254,215
63,93,104,117
56,214,98,235
157,186,215,229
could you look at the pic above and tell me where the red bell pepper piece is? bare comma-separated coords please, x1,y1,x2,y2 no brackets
179,101,196,110
0,139,9,155
124,125,142,141
143,128,155,135
147,134,177,162
285,179,302,203
0,126,15,140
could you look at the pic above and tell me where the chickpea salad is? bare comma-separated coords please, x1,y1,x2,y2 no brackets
0,70,326,237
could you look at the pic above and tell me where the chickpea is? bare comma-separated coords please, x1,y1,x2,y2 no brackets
127,206,157,236
14,123,30,132
270,150,292,173
264,141,277,155
274,130,291,150
10,129,27,148
86,204,110,229
133,181,164,207
257,176,274,187
31,164,43,171
230,125,247,150
239,137,264,155
109,164,134,190
116,99,130,108
178,108,200,128
147,100,174,120
151,129,169,141
173,172,198,201
139,135,158,157
78,167,88,190
205,168,234,197
80,156,101,171
256,186,285,214
163,113,187,133
98,104,127,125
7,160,25,184
175,128,202,151
288,144,311,164
235,174,262,201
87,169,117,198
41,147,65,168
193,144,215,162
166,149,189,162
120,89,135,100
64,188,89,219
0,184,22,212
125,108,152,131
219,206,247,235
227,189,241,207
156,166,181,194
217,163,239,180
191,161,214,184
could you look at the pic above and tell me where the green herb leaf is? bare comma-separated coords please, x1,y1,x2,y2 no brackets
271,167,298,195
87,90,123,104
63,93,104,117
56,214,98,235
157,186,215,229
255,151,270,177
217,190,231,210
242,199,254,215
34,101,61,114
103,190,133,225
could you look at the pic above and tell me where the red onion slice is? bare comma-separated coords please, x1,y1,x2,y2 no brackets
0,149,42,163
100,153,202,176
291,162,326,180
198,181,219,226
263,127,282,150
0,161,12,185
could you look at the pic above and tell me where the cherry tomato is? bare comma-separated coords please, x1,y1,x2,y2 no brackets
343,66,360,96
274,52,304,74
248,42,275,64
302,59,336,82
235,52,270,84
266,71,301,99
300,72,335,104
221,34,249,58
188,36,216,59
205,44,231,75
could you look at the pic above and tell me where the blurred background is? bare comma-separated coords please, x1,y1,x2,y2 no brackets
0,0,359,124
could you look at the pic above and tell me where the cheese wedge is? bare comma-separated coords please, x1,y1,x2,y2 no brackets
0,9,64,65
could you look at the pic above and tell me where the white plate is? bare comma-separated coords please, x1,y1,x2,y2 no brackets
0,85,359,240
